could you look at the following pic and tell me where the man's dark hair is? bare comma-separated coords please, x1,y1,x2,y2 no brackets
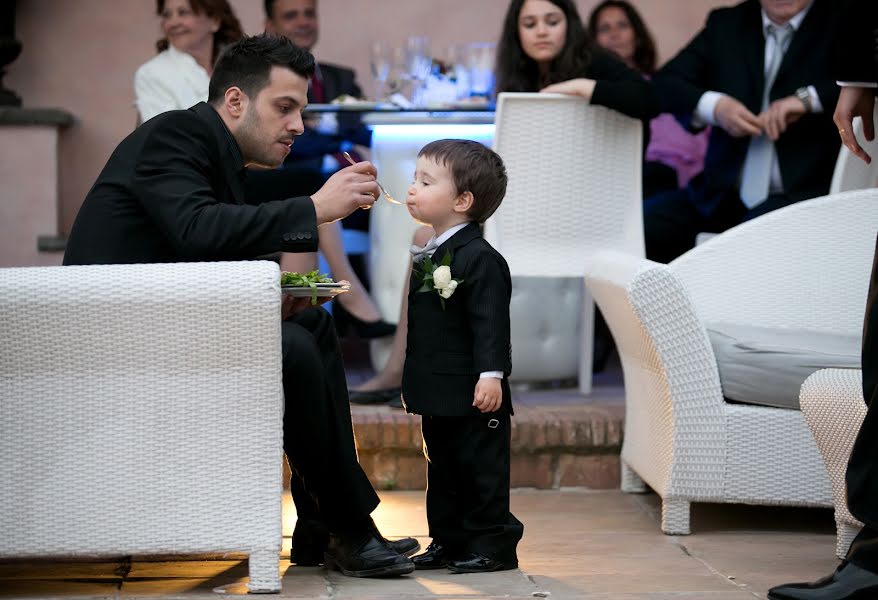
419,139,507,224
207,34,315,104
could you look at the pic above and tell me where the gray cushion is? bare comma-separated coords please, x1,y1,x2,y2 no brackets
706,322,860,410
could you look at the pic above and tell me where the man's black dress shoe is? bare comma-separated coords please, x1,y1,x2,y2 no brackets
291,519,418,565
447,552,518,574
768,562,878,600
323,532,415,577
349,387,401,405
412,542,450,570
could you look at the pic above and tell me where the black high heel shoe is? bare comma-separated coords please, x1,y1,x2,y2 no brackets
333,302,396,339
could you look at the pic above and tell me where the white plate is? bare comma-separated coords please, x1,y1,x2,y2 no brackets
282,283,350,298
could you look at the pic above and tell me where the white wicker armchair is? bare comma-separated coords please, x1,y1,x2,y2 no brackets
585,189,878,534
800,368,867,559
0,261,284,592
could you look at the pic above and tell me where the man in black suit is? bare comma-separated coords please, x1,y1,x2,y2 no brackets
646,0,842,263
63,34,415,579
768,2,878,598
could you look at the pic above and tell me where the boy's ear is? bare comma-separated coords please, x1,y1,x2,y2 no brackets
454,191,474,213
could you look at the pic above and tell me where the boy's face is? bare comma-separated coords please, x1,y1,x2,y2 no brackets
407,156,469,234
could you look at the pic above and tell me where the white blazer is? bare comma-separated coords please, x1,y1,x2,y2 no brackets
134,45,210,123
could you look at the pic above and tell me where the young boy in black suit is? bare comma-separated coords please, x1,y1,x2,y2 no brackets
402,139,523,573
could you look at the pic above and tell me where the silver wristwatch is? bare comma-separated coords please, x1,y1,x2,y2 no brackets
795,87,813,112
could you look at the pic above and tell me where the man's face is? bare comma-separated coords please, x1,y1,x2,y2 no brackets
235,66,308,169
760,0,810,24
266,0,319,51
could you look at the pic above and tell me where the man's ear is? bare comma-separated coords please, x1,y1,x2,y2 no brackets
224,86,248,120
455,191,475,213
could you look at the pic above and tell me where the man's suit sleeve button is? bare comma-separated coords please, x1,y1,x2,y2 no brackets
282,233,291,242
304,232,312,239
296,232,305,240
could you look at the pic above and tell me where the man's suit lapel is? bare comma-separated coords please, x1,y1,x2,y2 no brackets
772,0,822,96
742,2,767,108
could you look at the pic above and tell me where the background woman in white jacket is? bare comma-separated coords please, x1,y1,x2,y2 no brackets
134,0,243,123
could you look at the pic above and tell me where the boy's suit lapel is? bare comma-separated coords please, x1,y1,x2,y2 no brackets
409,223,481,299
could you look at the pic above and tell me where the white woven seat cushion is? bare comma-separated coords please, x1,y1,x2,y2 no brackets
707,322,861,409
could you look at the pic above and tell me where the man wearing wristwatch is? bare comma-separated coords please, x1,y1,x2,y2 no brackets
644,0,843,264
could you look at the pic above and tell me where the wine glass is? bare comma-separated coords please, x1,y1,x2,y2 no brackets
404,36,432,106
369,40,393,101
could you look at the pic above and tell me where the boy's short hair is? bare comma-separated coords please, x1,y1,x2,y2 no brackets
418,139,507,223
208,34,315,104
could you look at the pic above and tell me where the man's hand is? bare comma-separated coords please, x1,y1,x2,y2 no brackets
714,95,762,137
310,161,380,225
473,377,502,413
760,95,807,141
834,86,877,165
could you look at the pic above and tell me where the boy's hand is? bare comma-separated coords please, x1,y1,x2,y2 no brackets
473,377,502,413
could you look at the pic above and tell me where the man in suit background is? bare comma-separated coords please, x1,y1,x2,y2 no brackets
768,2,878,598
645,0,842,263
262,0,370,195
63,33,417,578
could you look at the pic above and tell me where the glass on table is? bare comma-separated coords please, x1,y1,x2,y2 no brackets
369,40,393,101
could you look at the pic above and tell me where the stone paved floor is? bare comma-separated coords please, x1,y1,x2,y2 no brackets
0,488,839,599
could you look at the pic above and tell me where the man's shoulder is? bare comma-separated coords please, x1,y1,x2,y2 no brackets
703,0,757,29
141,105,211,137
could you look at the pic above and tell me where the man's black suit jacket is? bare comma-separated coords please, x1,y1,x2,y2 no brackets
401,223,513,417
64,102,318,265
654,0,842,218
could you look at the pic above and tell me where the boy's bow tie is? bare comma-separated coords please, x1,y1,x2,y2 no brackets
410,237,439,263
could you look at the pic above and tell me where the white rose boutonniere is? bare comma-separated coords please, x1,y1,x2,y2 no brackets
416,250,464,309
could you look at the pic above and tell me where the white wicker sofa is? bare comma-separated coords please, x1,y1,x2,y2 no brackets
0,261,284,592
800,368,867,558
585,189,878,534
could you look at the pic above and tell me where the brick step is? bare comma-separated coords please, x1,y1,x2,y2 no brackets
350,402,624,491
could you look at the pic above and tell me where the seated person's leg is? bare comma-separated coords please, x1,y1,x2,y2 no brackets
280,311,416,576
350,226,434,399
643,188,703,263
281,311,378,521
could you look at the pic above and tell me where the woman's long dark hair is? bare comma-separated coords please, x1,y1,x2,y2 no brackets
587,0,657,75
155,0,244,64
494,0,593,95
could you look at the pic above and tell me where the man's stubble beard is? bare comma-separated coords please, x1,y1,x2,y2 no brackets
237,104,282,169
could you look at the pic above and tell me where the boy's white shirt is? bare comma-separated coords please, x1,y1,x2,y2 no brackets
418,222,503,380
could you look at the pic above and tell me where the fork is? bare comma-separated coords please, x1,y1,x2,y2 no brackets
342,151,403,205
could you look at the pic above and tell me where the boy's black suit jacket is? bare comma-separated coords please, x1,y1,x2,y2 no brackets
401,223,513,417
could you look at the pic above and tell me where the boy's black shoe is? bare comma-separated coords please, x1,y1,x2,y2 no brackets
447,552,518,574
412,542,450,569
